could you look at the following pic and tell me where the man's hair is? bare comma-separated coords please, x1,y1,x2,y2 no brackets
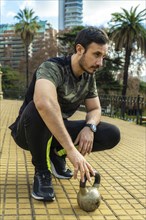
74,27,109,52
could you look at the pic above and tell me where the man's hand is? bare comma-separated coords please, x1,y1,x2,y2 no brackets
74,127,94,156
67,147,95,182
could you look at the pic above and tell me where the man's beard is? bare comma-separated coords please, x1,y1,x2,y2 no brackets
79,55,99,74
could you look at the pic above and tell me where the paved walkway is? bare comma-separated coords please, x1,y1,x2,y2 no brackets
0,99,145,220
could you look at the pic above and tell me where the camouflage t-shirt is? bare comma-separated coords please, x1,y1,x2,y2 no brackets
36,56,98,118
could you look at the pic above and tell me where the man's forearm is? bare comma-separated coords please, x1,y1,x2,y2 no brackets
86,109,101,125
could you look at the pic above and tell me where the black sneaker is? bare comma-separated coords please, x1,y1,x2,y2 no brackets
50,150,73,179
32,170,55,201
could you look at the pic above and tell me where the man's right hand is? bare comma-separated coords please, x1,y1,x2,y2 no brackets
66,147,95,182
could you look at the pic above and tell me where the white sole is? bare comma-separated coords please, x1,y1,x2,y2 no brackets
50,161,72,179
31,192,55,201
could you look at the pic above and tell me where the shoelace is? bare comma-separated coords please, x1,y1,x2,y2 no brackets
37,171,52,186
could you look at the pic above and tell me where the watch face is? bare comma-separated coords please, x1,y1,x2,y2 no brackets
91,124,97,132
85,124,97,132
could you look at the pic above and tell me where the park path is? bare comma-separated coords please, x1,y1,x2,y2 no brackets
0,99,145,220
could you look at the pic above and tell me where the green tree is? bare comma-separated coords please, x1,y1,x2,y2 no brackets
14,7,40,88
96,57,122,94
18,25,58,79
109,5,146,97
2,66,25,99
139,81,146,98
57,26,85,55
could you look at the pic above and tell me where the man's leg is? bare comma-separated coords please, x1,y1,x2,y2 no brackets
49,121,74,179
49,120,120,180
16,101,52,169
55,119,120,153
92,122,120,151
15,101,55,201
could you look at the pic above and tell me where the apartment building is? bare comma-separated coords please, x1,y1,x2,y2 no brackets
0,21,57,69
59,0,83,30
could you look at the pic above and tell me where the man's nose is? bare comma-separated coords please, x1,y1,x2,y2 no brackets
96,57,103,67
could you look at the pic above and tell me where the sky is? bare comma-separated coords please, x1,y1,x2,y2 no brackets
0,0,145,30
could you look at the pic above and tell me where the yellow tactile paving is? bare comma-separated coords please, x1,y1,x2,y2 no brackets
0,99,146,220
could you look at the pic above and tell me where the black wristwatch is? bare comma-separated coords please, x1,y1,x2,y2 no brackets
85,124,97,132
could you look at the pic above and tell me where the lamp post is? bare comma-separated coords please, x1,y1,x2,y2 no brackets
0,64,3,100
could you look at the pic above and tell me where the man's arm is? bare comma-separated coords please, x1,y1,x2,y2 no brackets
33,79,95,182
74,96,101,155
85,96,101,125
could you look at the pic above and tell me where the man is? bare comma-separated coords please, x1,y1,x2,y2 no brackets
9,27,120,201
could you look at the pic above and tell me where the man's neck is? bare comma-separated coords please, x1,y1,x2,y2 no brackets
71,54,84,78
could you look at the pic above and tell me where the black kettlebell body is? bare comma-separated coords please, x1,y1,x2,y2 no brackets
77,171,101,212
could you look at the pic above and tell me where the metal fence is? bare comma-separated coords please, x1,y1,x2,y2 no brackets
99,94,145,125
3,89,146,125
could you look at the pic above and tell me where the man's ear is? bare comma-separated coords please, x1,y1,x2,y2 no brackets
76,44,85,55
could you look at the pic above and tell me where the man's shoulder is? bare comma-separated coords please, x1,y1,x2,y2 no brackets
47,56,71,67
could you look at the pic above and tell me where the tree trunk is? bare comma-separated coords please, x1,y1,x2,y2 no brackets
121,47,132,118
122,48,132,96
25,44,29,88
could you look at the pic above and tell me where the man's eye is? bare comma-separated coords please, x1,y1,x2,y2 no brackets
94,53,100,58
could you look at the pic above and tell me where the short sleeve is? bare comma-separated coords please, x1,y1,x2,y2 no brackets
36,61,63,87
86,74,98,99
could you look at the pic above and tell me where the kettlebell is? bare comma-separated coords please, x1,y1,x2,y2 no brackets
77,171,101,212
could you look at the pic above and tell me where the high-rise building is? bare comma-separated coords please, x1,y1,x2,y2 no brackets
59,0,83,30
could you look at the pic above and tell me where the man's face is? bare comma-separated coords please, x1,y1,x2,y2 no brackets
78,42,108,74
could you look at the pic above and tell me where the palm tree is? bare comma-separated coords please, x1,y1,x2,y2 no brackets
14,8,40,88
109,5,146,97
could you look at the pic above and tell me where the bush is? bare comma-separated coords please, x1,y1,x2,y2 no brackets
1,66,26,99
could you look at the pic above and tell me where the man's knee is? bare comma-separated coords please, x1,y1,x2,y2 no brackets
93,123,121,151
107,125,121,149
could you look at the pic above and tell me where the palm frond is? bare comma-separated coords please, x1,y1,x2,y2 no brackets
14,7,41,47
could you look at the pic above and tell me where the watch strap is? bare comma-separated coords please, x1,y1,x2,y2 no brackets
85,124,92,128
